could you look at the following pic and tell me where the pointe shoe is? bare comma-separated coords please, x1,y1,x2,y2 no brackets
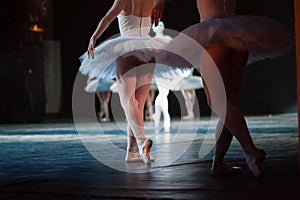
245,148,266,179
182,114,194,120
99,117,110,122
138,139,153,166
163,116,170,131
210,162,242,176
125,152,155,163
164,126,170,132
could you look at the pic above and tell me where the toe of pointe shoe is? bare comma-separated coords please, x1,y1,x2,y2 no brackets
139,139,153,165
209,166,242,176
141,153,151,166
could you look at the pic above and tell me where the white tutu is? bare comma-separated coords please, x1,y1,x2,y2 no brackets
79,35,184,80
85,78,115,93
171,74,203,91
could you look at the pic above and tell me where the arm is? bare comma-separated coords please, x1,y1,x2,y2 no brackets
88,0,125,59
151,0,171,26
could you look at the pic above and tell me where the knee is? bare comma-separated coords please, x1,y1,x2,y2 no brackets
206,95,229,117
227,93,239,106
120,95,136,109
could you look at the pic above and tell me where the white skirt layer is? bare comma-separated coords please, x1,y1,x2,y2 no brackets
84,79,115,93
154,68,203,91
79,36,185,80
157,15,293,67
171,75,203,91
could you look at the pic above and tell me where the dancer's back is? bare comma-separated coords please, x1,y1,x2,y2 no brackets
118,0,155,37
120,0,154,17
197,0,236,21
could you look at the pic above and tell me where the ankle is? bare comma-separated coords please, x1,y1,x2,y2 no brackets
243,144,257,155
212,160,225,167
137,138,147,147
212,156,224,165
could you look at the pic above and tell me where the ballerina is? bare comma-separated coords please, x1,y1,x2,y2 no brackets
151,21,172,131
79,0,175,165
145,89,156,121
152,22,203,130
177,69,203,120
152,0,292,178
85,78,114,122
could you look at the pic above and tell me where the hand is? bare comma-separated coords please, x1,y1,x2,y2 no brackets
88,36,96,59
151,0,166,26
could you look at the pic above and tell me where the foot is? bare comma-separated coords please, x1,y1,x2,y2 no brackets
164,126,170,132
245,148,266,179
99,117,110,122
210,162,242,176
182,114,194,120
125,152,155,163
138,139,153,166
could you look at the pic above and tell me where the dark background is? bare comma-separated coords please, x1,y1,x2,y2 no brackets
0,0,296,123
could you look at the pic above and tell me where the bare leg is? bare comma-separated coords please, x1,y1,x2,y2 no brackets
209,48,246,175
202,44,254,150
96,91,111,122
181,89,195,120
96,92,105,121
202,44,265,177
145,90,155,121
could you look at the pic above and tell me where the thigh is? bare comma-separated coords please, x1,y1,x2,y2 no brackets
227,50,249,105
135,63,155,110
116,56,139,103
201,44,248,109
200,44,230,108
116,56,139,80
181,90,195,99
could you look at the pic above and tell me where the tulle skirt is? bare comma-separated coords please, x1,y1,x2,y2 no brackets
79,36,186,80
157,15,293,67
154,69,203,91
171,74,203,91
84,78,115,93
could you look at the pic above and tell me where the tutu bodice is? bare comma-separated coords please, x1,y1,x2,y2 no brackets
117,14,151,37
117,0,152,37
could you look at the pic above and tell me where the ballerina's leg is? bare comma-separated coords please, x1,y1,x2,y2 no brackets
201,44,265,177
116,56,154,164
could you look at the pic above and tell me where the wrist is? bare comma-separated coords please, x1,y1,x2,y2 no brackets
91,35,97,41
